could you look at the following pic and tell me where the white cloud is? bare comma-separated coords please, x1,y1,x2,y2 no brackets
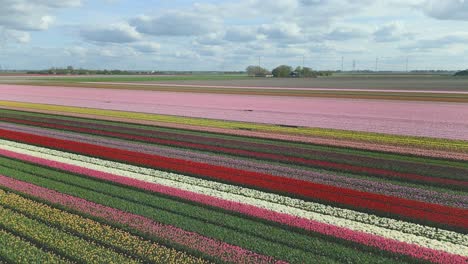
64,46,88,57
80,23,141,43
400,33,468,52
0,28,30,44
132,42,161,53
225,27,258,42
325,27,369,41
373,21,413,42
0,0,80,31
32,0,81,8
98,45,138,57
195,33,225,46
196,45,224,57
130,12,222,36
258,22,305,42
422,0,468,20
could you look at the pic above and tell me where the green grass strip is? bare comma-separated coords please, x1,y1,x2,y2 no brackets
0,161,407,264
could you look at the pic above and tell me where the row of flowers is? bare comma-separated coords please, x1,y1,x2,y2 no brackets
0,142,467,262
0,202,139,263
0,189,210,264
1,140,465,247
0,172,359,263
3,121,465,209
1,100,467,154
0,175,284,264
3,115,464,189
0,224,68,264
0,130,464,229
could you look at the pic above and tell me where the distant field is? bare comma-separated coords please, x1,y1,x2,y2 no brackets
0,74,250,82
136,76,468,91
2,80,468,103
2,73,468,91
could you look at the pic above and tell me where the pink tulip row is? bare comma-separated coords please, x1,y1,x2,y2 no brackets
0,149,465,264
0,174,283,264
2,84,468,140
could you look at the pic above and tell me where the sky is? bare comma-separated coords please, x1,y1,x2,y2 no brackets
0,0,467,71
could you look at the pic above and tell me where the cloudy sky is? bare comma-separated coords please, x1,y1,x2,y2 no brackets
0,0,467,71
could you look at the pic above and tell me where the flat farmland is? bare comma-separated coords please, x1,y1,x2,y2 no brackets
0,75,466,263
3,74,468,90
136,76,468,91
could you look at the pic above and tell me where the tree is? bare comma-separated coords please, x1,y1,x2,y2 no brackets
272,65,293,78
294,66,316,78
302,67,317,78
454,69,468,76
246,65,269,76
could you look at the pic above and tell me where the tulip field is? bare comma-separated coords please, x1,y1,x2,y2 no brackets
0,80,467,263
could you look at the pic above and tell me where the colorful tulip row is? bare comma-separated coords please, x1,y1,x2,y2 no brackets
1,111,466,189
0,129,465,230
0,142,465,249
2,122,465,210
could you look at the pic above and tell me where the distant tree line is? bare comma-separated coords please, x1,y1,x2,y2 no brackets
454,69,468,76
27,66,159,75
246,65,332,78
26,67,247,75
411,70,457,73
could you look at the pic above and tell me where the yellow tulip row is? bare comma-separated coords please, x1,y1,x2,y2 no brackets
0,228,69,264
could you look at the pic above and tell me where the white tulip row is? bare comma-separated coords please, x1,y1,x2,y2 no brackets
0,139,466,257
